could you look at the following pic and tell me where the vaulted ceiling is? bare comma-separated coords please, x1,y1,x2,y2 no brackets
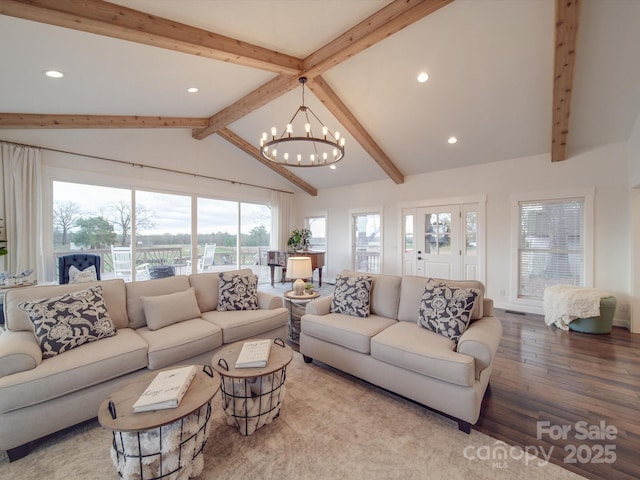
1,0,639,196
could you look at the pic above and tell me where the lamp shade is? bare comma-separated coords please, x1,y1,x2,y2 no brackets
286,257,312,295
286,256,312,280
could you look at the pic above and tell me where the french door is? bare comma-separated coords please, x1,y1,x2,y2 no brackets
404,204,479,281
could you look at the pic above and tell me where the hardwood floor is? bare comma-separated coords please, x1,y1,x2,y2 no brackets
290,307,639,479
474,309,640,480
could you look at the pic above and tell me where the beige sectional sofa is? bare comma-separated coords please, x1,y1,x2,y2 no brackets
299,272,503,432
0,269,287,461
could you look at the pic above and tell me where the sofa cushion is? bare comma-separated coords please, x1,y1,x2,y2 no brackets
397,276,485,323
136,318,223,369
68,265,98,284
371,322,475,387
418,280,479,343
302,313,396,354
125,276,192,329
217,271,259,311
201,308,288,343
331,274,373,317
0,328,148,413
338,271,402,319
18,285,117,359
5,279,129,332
142,287,202,331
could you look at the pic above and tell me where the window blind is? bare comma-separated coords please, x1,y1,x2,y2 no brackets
518,198,584,299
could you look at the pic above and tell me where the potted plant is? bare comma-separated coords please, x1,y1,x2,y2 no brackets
0,241,6,257
287,228,311,252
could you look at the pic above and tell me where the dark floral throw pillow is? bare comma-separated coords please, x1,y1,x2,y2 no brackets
418,280,479,343
331,275,373,318
217,272,259,311
18,285,117,359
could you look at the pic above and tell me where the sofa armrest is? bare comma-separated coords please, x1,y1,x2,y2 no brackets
305,296,332,315
0,330,42,378
483,298,494,317
456,315,503,379
257,291,284,310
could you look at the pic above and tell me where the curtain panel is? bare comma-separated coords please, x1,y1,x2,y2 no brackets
270,191,294,251
1,142,45,280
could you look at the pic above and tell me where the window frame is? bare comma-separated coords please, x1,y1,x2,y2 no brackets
510,188,594,309
350,208,383,274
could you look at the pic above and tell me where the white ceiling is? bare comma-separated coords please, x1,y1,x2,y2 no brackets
1,0,639,194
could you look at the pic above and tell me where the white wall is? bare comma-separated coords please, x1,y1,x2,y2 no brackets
295,143,631,326
628,111,640,188
627,111,640,332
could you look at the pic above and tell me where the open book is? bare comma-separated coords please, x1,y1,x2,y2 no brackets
235,339,272,368
132,365,197,413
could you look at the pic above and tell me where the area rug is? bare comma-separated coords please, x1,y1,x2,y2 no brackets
0,353,585,480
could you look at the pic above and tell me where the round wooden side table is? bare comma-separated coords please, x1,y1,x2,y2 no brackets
211,339,292,436
283,290,320,343
98,365,220,480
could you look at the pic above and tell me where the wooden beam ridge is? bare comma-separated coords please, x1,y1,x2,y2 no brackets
0,0,302,75
216,128,318,196
308,76,404,185
192,74,300,140
0,113,209,128
194,0,453,140
303,0,454,77
551,0,581,162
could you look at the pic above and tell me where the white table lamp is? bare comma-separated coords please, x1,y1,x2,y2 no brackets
286,257,312,295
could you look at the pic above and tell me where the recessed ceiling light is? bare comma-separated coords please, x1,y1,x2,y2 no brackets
187,87,199,93
330,164,337,170
417,72,429,83
448,136,458,144
44,70,64,78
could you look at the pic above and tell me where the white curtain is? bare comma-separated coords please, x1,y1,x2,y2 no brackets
1,142,45,280
270,191,294,250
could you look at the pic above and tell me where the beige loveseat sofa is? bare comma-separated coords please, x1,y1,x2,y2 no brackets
0,269,287,461
299,272,502,432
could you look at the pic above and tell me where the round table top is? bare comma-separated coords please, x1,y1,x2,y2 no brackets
98,365,220,432
211,339,293,379
284,290,321,300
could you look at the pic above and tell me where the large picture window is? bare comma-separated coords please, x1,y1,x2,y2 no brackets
518,198,585,299
53,181,272,282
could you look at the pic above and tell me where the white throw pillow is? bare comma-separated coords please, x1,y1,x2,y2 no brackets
142,287,202,331
68,265,98,284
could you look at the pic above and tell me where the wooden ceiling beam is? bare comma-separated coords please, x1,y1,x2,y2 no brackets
551,0,581,162
303,0,453,78
0,0,302,75
308,76,404,185
192,74,300,140
0,113,208,128
216,128,318,196
195,0,452,140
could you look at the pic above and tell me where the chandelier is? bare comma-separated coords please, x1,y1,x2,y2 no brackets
259,77,345,167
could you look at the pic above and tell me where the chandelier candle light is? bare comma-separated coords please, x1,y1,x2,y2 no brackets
259,77,345,167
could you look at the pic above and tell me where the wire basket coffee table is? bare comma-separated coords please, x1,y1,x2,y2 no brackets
98,365,220,480
211,338,293,436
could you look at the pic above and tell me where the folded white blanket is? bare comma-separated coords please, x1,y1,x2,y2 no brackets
543,285,610,330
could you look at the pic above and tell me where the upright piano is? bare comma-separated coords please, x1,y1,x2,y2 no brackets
267,250,325,287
